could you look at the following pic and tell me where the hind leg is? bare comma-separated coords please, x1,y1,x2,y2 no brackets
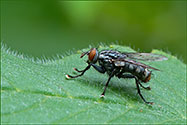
117,74,153,104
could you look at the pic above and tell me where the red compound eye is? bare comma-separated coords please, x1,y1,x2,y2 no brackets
88,48,96,61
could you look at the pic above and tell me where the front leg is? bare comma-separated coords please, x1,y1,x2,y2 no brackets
74,63,105,74
73,68,85,73
90,64,105,73
73,61,91,73
66,64,91,79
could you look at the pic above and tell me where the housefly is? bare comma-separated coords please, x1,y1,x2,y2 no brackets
66,48,168,104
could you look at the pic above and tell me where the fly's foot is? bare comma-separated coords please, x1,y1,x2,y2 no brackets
100,94,105,98
146,86,151,90
147,102,154,105
65,74,71,79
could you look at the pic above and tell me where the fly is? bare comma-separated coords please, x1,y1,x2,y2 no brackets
66,48,168,104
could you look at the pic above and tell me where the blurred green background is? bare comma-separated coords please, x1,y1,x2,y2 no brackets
1,1,186,63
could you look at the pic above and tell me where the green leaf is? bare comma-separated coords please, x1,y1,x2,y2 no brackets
1,45,186,124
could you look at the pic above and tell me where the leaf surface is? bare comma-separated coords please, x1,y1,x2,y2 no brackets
1,45,186,124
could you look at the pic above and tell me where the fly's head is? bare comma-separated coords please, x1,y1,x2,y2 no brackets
80,48,99,64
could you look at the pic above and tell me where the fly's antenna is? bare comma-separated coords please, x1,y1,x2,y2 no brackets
80,51,90,58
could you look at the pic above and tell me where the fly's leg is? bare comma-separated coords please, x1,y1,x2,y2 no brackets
100,75,113,97
74,64,105,74
73,68,85,73
66,64,91,79
101,70,116,97
73,61,91,73
134,77,153,105
90,64,105,73
117,74,151,90
117,74,153,104
138,81,151,90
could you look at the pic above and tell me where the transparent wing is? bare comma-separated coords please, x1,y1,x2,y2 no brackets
111,58,160,71
123,53,168,62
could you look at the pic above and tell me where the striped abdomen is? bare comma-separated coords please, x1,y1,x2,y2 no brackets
121,62,151,83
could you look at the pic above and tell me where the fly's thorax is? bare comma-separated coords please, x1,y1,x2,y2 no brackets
99,58,114,73
98,52,117,75
99,50,127,60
